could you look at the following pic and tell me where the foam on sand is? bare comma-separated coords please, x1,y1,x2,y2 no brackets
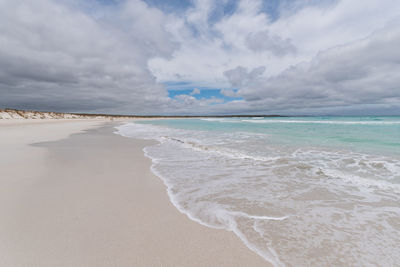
116,119,400,266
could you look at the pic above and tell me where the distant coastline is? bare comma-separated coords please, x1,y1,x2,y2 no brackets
0,108,287,119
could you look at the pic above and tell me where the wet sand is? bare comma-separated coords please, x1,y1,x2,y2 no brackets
0,120,269,266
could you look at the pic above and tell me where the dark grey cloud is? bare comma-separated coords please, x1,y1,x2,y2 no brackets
226,20,400,113
1,0,399,116
245,30,296,56
0,0,175,114
223,66,266,88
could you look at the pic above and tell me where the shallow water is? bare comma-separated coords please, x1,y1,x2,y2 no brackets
116,117,400,266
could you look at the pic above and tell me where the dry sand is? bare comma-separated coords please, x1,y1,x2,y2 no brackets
0,120,269,266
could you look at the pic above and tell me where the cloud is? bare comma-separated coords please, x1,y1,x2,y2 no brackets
172,93,224,110
149,0,400,87
0,0,175,114
1,0,400,115
245,30,296,56
148,0,400,114
173,94,197,105
223,66,266,88
236,19,400,111
220,89,239,98
190,88,201,95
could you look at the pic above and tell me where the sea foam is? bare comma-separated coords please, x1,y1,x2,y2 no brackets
115,118,400,266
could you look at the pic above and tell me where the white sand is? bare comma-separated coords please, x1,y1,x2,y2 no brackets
0,120,269,266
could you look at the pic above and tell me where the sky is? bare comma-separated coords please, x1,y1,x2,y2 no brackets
0,0,399,115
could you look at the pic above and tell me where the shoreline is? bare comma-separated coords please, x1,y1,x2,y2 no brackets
0,120,269,266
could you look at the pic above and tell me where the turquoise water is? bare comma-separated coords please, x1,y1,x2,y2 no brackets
140,116,400,156
116,117,400,266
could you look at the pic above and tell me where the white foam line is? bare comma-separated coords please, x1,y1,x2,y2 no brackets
323,168,400,193
200,118,226,121
200,118,243,123
131,139,286,267
242,119,400,125
229,211,289,221
228,223,286,267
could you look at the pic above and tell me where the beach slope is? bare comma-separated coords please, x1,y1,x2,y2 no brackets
0,120,268,266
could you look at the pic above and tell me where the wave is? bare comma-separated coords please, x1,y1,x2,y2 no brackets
114,121,400,266
242,119,400,125
200,118,242,123
200,118,227,121
161,136,279,162
116,122,400,194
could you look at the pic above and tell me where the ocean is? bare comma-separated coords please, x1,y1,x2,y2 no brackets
115,116,400,266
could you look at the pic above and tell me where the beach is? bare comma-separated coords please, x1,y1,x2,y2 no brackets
0,119,268,267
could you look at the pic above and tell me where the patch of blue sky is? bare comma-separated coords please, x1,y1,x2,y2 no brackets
142,0,282,22
145,0,256,19
95,0,118,5
91,0,334,22
76,0,119,17
262,0,281,21
163,81,193,90
163,80,229,90
168,88,242,102
142,0,193,13
207,0,238,24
